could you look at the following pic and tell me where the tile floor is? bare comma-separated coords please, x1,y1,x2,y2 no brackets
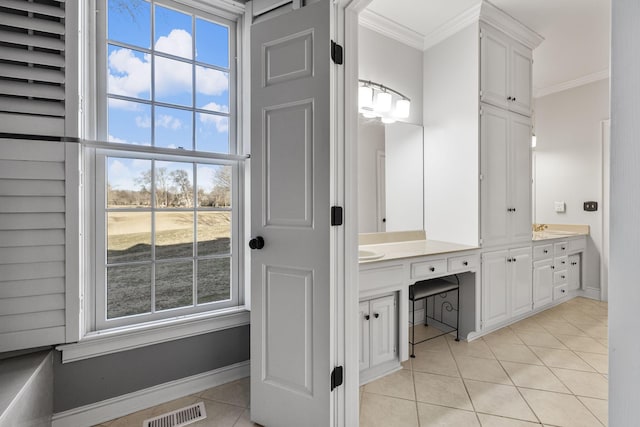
95,297,607,427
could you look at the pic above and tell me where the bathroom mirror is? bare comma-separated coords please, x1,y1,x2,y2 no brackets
358,118,424,233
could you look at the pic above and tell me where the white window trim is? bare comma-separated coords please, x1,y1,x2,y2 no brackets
61,0,250,362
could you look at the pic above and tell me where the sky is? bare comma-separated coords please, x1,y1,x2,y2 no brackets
106,0,231,156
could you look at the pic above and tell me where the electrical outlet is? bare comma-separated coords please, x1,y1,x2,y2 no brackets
584,201,598,212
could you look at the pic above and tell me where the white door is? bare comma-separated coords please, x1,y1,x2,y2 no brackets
369,294,397,367
480,24,509,110
481,250,510,328
510,113,533,243
359,301,371,371
533,258,553,308
480,104,510,246
510,246,533,317
250,2,334,426
509,42,533,116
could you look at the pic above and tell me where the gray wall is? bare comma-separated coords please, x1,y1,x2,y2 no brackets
534,79,609,291
53,325,249,412
610,0,640,424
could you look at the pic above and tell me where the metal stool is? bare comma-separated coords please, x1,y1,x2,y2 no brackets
409,275,460,358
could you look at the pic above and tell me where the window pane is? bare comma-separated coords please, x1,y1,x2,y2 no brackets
154,106,193,149
156,261,193,310
154,161,194,207
107,157,151,208
197,164,231,207
107,263,152,319
155,56,192,107
107,212,151,264
108,0,151,49
154,5,192,59
197,257,230,304
196,112,229,153
196,18,229,68
196,66,229,112
155,212,194,259
108,99,152,146
107,45,151,100
197,212,231,256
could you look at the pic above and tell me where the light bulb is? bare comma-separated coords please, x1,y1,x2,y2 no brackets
375,92,392,113
394,99,411,119
359,86,373,109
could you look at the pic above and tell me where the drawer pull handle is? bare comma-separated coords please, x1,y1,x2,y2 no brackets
429,267,435,272
463,261,468,266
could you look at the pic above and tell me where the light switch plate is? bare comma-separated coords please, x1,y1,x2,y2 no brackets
554,201,566,213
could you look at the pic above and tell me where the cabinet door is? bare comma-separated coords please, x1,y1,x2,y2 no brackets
480,24,510,110
533,259,554,308
509,42,533,116
481,250,510,328
370,295,397,367
568,254,581,291
510,247,533,317
509,113,533,243
359,301,370,371
480,105,510,247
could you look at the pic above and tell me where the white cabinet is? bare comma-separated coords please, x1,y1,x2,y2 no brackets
480,104,532,247
481,246,532,329
359,294,397,374
533,258,553,308
480,23,533,117
568,254,581,291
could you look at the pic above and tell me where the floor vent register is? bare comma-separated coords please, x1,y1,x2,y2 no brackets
143,402,207,427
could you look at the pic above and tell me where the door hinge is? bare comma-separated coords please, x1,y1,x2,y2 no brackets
331,206,343,226
331,366,344,391
331,40,343,65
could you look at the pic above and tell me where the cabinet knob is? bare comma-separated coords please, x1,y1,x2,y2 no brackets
507,258,512,263
513,208,517,212
365,314,370,320
561,275,566,279
374,313,380,319
513,97,516,102
561,289,566,293
551,265,555,269
429,267,435,272
571,262,578,265
513,258,517,262
543,249,548,254
562,261,566,264
463,261,469,266
507,96,513,101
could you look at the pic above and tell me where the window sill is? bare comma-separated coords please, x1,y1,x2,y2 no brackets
56,307,250,363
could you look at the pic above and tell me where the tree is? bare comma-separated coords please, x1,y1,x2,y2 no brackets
211,166,231,207
170,169,193,207
136,167,171,207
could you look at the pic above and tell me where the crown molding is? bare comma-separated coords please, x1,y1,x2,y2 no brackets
480,0,544,49
535,69,610,98
359,8,425,51
423,4,482,51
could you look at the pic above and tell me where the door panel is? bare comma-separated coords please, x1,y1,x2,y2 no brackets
481,250,510,328
510,247,532,317
509,42,533,116
250,2,332,426
510,114,533,243
480,24,509,109
359,301,370,371
568,254,581,291
533,259,553,308
369,295,396,367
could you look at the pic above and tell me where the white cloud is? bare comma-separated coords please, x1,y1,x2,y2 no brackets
135,115,151,128
155,29,192,59
156,114,183,130
108,134,148,146
199,108,228,133
108,29,229,109
107,158,147,190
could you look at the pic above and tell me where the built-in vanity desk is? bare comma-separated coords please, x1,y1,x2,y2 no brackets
358,231,480,384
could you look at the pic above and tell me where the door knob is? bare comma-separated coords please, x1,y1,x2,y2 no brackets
249,236,265,250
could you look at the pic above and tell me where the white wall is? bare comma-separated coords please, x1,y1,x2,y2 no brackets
534,79,609,290
423,23,480,246
610,0,640,424
358,26,424,125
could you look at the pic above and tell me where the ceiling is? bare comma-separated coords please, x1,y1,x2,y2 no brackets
365,0,611,96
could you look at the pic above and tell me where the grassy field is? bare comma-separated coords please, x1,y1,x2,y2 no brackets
106,211,232,319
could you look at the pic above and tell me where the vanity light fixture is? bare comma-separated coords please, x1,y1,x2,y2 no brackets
358,79,411,123
531,133,537,148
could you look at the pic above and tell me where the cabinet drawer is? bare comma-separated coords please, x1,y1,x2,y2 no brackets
360,265,404,293
533,244,553,259
569,237,586,252
410,259,447,280
554,241,568,255
553,270,568,284
553,283,569,300
554,256,568,270
447,254,479,272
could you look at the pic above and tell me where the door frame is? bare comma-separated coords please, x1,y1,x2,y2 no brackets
601,119,610,302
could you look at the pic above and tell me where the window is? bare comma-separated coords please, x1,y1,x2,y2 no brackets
90,0,243,331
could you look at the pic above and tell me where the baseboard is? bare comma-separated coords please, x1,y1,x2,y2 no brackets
579,287,602,300
51,360,250,427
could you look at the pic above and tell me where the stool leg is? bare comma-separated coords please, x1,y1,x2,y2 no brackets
411,298,416,358
455,287,460,342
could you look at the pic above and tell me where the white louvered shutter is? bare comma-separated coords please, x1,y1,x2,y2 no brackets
0,0,67,136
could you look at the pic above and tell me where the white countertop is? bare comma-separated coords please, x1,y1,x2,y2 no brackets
359,239,478,264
